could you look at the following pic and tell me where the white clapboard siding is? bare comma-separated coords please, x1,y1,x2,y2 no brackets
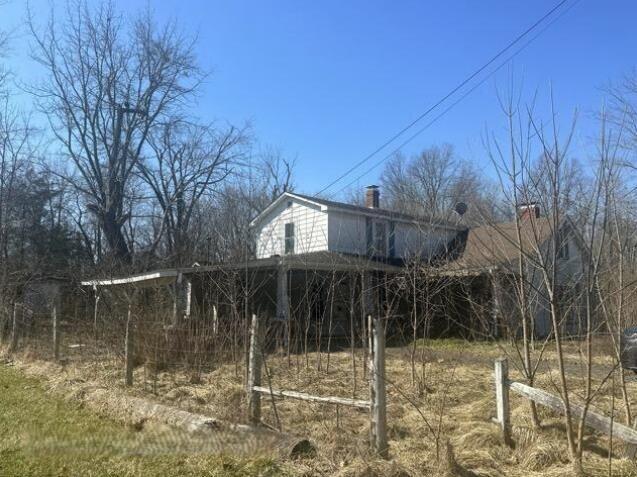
394,222,456,259
328,211,367,256
255,199,328,258
255,194,459,261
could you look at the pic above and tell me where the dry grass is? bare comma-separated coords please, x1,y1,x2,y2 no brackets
6,337,637,476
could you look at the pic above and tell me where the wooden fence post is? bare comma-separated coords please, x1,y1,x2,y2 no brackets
52,305,60,361
8,302,18,353
93,286,100,343
125,302,134,386
494,357,512,446
247,313,263,424
370,315,388,458
212,304,218,337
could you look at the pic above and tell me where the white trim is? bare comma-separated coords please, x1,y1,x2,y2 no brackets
249,192,327,228
81,270,179,287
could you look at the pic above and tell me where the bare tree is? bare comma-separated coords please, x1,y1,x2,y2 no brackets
199,150,296,263
606,68,637,156
138,119,247,264
27,1,204,264
381,144,499,223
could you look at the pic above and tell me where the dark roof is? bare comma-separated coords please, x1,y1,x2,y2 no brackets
439,216,554,275
189,251,404,273
290,192,461,229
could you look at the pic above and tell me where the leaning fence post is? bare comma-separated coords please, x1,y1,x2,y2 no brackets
247,313,263,424
494,357,512,446
370,315,388,458
124,302,134,386
9,303,18,353
52,305,60,361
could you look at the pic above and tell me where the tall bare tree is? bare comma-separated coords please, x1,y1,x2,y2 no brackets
381,144,499,223
139,119,247,264
27,1,203,264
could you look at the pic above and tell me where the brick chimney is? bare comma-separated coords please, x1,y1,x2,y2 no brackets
365,185,380,209
517,202,540,220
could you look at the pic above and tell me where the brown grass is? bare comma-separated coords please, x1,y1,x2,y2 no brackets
5,337,637,476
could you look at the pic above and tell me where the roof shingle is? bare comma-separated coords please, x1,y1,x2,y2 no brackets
440,217,554,274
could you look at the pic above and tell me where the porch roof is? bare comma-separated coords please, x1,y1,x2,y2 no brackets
81,252,403,288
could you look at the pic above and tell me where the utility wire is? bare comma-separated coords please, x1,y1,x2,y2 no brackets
318,0,573,196
329,0,582,198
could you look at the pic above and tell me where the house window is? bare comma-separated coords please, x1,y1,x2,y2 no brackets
557,230,569,260
374,222,387,256
284,222,295,254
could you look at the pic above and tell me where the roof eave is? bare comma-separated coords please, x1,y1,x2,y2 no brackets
249,192,328,228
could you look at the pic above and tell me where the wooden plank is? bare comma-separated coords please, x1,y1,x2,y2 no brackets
252,386,370,409
247,314,263,424
494,358,512,446
508,380,637,445
81,270,178,287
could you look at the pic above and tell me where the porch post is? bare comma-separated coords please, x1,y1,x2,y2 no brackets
276,264,290,322
490,271,501,338
275,263,290,352
361,271,375,318
173,272,192,324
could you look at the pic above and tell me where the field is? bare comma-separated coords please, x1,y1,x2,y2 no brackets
4,338,637,476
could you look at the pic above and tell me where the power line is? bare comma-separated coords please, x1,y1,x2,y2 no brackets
318,0,574,196
253,0,581,258
329,0,582,197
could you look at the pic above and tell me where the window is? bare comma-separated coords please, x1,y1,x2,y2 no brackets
284,222,295,254
374,222,387,256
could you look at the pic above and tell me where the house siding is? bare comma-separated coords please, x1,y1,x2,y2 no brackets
255,200,328,258
254,193,461,261
393,222,456,260
328,211,367,255
327,210,456,260
526,224,585,337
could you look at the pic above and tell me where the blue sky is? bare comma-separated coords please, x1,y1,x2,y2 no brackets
2,1,636,199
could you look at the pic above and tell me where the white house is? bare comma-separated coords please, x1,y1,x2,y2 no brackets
250,186,462,262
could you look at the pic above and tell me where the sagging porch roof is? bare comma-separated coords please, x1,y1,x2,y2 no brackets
80,252,404,288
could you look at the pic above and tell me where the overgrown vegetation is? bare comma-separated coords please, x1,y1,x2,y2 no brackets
0,362,283,477
6,339,637,477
